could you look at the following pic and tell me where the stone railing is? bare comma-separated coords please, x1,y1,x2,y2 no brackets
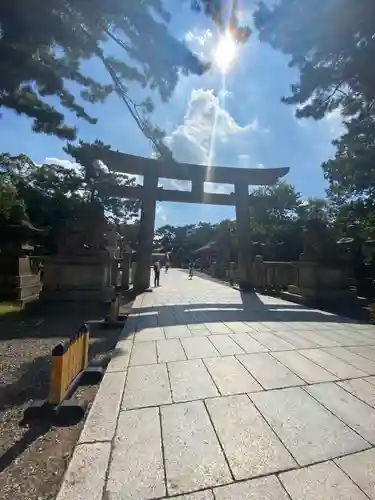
252,256,296,292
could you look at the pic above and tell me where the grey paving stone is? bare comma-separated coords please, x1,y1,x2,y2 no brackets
272,350,337,383
338,378,375,408
250,387,368,466
106,339,133,372
209,335,245,355
245,322,272,332
336,449,375,500
157,338,186,362
205,322,232,334
349,346,375,362
280,461,368,500
204,356,262,395
134,326,165,342
79,371,126,443
248,331,295,351
294,329,340,347
129,341,157,366
238,353,304,390
56,442,111,500
274,330,319,349
181,337,219,359
214,476,290,500
106,407,165,500
225,321,252,333
165,325,192,339
323,347,375,375
299,348,366,379
187,323,210,330
366,376,375,385
229,333,268,353
167,492,214,500
168,359,219,402
122,364,171,409
306,382,375,444
161,400,231,495
206,394,295,479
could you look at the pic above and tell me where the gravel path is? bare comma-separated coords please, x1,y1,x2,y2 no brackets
0,304,124,500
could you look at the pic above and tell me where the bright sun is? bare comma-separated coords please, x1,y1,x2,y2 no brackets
214,33,237,74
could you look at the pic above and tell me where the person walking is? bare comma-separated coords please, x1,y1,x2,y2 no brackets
188,261,194,279
153,260,161,287
165,260,169,273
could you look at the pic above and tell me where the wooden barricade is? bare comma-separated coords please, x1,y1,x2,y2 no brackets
48,324,89,406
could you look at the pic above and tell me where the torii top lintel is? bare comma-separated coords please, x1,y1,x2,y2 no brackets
93,148,289,186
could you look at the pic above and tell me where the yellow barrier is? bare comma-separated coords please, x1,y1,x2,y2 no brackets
48,324,89,406
371,303,375,324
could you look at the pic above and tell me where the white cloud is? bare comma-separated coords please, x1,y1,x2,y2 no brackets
44,157,81,170
156,203,167,225
325,108,345,138
162,88,266,193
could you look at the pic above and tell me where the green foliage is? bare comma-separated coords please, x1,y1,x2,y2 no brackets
0,148,140,252
0,0,210,141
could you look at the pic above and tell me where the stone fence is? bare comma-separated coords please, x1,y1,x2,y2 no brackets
252,256,297,292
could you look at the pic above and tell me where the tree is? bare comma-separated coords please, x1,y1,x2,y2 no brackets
254,0,375,122
0,0,210,146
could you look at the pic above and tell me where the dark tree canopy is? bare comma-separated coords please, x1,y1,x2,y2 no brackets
254,0,375,121
0,0,211,141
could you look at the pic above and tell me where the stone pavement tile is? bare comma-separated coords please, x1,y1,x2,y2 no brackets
293,329,340,347
168,359,219,402
248,331,295,351
229,333,268,353
106,407,165,500
79,371,126,444
214,476,290,500
225,321,252,333
272,350,338,384
209,335,245,355
298,348,366,379
338,378,375,408
157,339,186,363
165,492,214,500
129,341,157,366
306,382,375,444
122,364,171,410
161,400,231,496
238,353,304,390
323,329,372,346
206,394,295,479
205,322,232,334
181,337,219,359
273,330,318,349
280,461,368,500
250,387,368,466
366,376,375,385
56,442,111,500
336,449,375,500
323,347,375,375
190,327,211,336
204,356,262,395
165,325,192,339
106,339,133,372
349,346,375,362
134,326,166,342
245,322,272,332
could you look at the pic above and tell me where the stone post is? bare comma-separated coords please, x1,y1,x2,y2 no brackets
134,173,158,291
235,183,252,290
121,253,131,290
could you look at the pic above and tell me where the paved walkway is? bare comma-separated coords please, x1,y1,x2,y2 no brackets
58,269,375,500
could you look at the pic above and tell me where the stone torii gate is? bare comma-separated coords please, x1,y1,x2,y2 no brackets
92,148,289,291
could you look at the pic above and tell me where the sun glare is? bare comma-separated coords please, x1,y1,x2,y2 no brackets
214,33,237,74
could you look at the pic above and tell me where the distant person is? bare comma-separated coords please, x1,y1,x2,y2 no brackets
153,260,161,287
188,261,194,279
165,261,169,273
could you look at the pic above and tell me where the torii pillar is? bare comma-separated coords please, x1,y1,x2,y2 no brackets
235,183,253,290
133,172,158,291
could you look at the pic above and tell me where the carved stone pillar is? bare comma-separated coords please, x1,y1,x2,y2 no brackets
235,183,253,290
134,173,158,291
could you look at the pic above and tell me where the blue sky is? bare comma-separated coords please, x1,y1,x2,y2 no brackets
0,0,343,228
